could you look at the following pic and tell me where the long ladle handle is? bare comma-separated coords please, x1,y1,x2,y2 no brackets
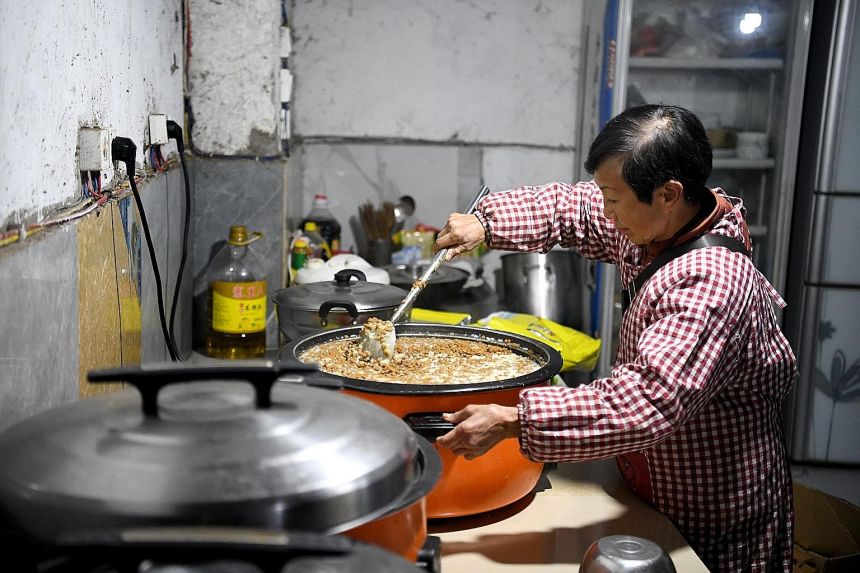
390,185,491,323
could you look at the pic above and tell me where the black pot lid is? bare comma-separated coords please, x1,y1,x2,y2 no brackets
0,363,425,541
273,271,408,313
385,263,469,286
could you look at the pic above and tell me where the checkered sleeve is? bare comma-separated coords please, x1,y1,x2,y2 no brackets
518,250,756,461
478,181,621,263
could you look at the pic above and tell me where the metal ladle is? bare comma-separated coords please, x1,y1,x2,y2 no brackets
358,185,491,359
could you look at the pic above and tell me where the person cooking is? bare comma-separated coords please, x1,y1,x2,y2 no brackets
433,104,797,572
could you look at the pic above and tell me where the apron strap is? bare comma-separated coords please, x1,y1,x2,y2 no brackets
622,234,750,315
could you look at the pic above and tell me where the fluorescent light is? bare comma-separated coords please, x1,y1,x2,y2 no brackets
739,12,763,35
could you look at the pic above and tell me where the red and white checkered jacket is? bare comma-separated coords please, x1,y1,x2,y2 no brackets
477,181,797,572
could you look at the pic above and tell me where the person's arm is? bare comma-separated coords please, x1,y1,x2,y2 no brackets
437,250,755,461
518,251,755,462
435,181,623,263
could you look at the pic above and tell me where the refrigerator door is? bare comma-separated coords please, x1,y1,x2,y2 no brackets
591,0,812,377
624,0,811,288
785,0,860,463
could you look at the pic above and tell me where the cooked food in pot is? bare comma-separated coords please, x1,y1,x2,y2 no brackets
299,336,541,384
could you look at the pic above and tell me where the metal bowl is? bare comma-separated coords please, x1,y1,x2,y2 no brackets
580,536,676,573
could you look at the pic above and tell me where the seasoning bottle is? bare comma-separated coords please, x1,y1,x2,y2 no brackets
301,194,342,254
290,237,309,283
202,225,267,359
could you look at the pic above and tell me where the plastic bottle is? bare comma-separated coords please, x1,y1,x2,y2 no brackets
301,194,342,254
199,225,268,359
302,221,331,261
290,237,309,283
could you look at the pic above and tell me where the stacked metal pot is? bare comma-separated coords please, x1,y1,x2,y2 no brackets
273,269,412,343
0,361,441,571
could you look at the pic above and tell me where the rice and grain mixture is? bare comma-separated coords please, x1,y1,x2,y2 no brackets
299,336,540,384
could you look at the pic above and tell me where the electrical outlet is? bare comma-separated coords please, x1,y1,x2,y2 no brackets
78,127,113,171
148,114,168,145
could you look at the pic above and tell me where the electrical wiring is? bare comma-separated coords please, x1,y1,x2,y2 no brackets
0,156,176,251
165,121,190,362
114,138,179,364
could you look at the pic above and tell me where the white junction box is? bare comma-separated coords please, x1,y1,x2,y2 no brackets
148,114,168,145
78,127,113,171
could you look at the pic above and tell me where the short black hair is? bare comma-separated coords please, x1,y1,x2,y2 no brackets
584,104,712,204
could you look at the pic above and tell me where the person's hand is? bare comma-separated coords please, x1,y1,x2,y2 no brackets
434,213,485,260
436,404,520,460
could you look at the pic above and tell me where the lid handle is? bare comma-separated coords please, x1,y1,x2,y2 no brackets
318,300,359,326
334,268,366,287
54,527,354,558
87,361,342,417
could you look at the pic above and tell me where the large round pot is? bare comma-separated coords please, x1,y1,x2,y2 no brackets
286,323,563,518
385,262,469,310
273,269,410,343
500,251,592,331
0,362,440,563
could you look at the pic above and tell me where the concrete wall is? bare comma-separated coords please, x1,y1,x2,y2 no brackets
0,1,184,227
187,0,281,156
288,0,586,288
292,0,582,147
184,0,287,348
0,0,185,430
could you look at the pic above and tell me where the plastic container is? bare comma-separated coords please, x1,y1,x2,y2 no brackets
736,131,769,159
289,237,309,284
301,194,342,254
302,222,331,261
194,225,267,359
295,253,390,285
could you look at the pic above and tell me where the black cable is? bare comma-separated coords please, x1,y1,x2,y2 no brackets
112,137,179,361
130,174,179,361
166,120,189,362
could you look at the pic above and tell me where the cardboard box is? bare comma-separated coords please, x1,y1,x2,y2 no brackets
793,482,860,572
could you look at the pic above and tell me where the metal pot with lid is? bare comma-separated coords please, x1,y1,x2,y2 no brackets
0,361,440,564
273,269,410,343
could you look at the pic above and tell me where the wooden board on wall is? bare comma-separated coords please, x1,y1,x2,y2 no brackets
77,203,141,397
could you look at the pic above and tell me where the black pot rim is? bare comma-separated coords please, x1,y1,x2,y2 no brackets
283,323,563,395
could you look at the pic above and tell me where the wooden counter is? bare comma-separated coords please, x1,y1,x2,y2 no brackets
431,458,708,572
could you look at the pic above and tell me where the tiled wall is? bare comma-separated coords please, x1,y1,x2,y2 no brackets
0,168,190,432
190,157,287,350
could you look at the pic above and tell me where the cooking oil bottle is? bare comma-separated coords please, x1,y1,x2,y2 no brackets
200,225,267,359
301,194,341,254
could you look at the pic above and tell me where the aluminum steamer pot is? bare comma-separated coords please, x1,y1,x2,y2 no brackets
286,323,563,518
0,362,440,564
273,269,411,343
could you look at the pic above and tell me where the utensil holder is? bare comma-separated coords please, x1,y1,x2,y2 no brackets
367,239,392,267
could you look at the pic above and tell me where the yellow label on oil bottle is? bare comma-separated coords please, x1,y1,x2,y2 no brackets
211,281,267,334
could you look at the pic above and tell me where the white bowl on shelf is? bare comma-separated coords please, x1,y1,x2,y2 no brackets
736,132,769,159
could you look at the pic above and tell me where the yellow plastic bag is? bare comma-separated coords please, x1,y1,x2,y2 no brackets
411,307,472,325
476,312,600,372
